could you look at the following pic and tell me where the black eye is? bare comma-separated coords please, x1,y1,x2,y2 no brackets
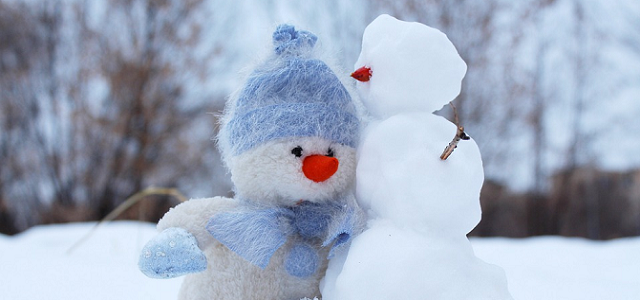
291,146,303,158
327,148,334,157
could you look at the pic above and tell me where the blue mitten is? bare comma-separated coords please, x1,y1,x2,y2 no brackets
139,227,207,278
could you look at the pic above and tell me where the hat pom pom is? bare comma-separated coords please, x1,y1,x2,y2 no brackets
273,24,317,56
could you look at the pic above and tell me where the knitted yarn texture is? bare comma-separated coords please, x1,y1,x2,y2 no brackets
220,24,360,157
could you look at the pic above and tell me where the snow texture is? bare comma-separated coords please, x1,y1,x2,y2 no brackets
353,14,467,119
321,15,512,300
138,227,207,279
356,114,483,235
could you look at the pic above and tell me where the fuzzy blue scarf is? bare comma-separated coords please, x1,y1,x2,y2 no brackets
206,199,357,277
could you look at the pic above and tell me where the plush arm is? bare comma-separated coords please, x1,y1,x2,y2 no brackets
138,197,239,279
157,197,239,250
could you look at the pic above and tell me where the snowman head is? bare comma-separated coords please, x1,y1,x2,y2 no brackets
352,14,467,119
218,24,360,206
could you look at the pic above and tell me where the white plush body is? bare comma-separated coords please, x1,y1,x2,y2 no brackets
154,138,358,300
140,24,362,300
158,197,329,300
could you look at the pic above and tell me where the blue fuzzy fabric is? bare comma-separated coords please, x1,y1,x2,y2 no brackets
291,201,333,239
273,24,317,56
222,24,359,156
285,243,320,278
138,227,207,279
206,199,358,277
226,103,359,156
322,207,356,258
206,207,294,269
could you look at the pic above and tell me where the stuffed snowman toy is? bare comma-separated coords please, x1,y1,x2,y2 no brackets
321,15,513,300
139,24,363,300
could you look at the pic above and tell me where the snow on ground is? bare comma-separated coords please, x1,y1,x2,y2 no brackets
0,222,182,300
471,236,640,300
1,222,639,300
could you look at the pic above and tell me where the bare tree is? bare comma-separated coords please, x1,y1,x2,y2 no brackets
0,0,231,232
74,0,228,219
0,1,50,231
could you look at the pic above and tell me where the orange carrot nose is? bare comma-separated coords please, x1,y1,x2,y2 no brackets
351,66,372,82
302,155,339,183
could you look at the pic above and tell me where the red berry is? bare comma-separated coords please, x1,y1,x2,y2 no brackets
351,66,372,82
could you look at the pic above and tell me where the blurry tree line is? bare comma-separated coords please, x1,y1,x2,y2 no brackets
1,0,639,239
0,0,233,234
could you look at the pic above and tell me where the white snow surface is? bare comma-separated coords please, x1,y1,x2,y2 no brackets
0,222,182,300
1,222,639,300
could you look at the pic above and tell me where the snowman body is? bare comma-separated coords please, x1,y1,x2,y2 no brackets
322,15,512,300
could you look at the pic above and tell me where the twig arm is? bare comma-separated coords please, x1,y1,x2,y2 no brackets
440,102,470,160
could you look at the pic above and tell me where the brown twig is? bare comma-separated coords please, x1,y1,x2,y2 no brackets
440,102,470,160
66,187,187,254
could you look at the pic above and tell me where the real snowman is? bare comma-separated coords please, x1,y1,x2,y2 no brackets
138,25,364,300
321,15,514,300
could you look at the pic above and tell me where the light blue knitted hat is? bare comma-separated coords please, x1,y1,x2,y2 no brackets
221,24,359,157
